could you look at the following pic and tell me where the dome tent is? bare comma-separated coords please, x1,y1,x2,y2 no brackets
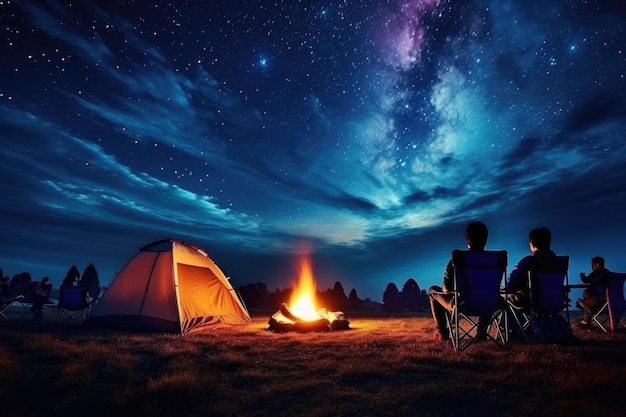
86,239,251,334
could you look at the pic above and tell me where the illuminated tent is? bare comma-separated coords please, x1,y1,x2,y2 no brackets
85,239,251,334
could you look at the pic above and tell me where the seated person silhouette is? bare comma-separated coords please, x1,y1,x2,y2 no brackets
30,277,53,319
576,256,611,326
428,221,492,341
507,227,556,309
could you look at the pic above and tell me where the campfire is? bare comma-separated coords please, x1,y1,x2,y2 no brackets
267,254,350,332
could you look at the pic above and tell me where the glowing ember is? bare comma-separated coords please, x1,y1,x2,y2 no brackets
287,255,321,321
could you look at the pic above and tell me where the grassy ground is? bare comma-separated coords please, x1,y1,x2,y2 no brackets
1,307,625,417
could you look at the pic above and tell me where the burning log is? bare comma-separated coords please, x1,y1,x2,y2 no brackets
267,303,349,333
279,303,300,322
267,251,350,332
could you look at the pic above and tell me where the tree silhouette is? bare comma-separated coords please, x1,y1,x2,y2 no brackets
81,264,101,301
0,268,8,300
268,287,292,310
382,282,403,313
62,265,81,287
237,280,374,312
417,289,429,311
238,281,270,309
401,278,421,311
330,281,348,311
348,288,363,311
8,272,33,298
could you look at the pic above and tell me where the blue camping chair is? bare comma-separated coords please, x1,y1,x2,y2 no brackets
57,285,92,324
507,255,571,342
589,272,626,332
431,249,508,351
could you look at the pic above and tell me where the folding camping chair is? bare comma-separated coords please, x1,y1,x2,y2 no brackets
507,255,571,343
56,285,91,324
431,249,508,351
1,295,26,320
589,272,626,332
1,280,31,320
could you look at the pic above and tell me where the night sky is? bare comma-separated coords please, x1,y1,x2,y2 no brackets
2,0,625,302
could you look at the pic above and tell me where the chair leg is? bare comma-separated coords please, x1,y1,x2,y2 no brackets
591,314,608,332
443,309,457,351
488,310,508,347
493,309,508,345
445,309,511,351
457,314,498,351
507,304,530,343
18,302,34,320
444,308,474,351
458,316,478,351
57,307,89,324
590,302,609,332
0,301,12,320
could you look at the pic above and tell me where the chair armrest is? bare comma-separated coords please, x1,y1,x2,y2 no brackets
565,284,589,290
501,287,523,296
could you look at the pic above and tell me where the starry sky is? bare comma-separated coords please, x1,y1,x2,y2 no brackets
1,0,625,302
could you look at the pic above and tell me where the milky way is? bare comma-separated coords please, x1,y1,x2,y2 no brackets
1,1,625,300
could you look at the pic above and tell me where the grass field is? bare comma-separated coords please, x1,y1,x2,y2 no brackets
1,308,625,417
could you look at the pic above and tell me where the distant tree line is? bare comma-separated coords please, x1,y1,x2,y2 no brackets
381,278,430,313
2,264,428,314
237,277,429,313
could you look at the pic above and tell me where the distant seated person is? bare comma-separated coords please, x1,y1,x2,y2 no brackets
30,277,53,319
576,256,611,326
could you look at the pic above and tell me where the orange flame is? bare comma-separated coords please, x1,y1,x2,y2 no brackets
287,254,321,321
